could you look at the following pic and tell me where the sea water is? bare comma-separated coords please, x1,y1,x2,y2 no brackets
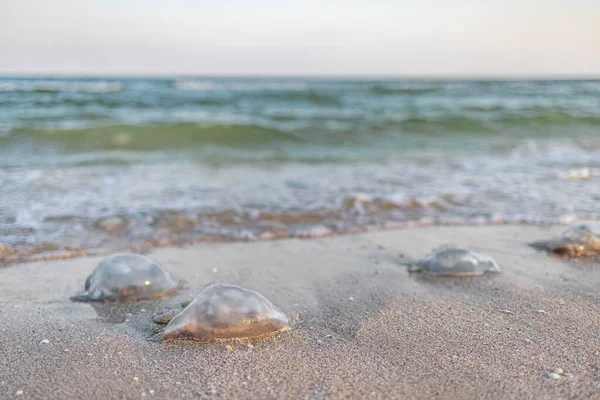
0,77,598,262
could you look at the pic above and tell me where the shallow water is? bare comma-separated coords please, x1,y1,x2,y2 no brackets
0,77,599,263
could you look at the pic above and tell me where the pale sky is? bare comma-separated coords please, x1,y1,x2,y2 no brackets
1,0,599,76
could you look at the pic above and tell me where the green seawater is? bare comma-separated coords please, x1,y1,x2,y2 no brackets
0,77,599,262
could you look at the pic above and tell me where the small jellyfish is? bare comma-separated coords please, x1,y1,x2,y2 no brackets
156,283,289,343
152,309,180,325
152,300,194,325
71,253,179,302
530,224,600,258
407,246,501,277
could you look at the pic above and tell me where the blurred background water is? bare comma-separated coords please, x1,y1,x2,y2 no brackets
1,76,599,262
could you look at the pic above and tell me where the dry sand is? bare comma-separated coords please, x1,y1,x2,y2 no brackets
1,225,599,399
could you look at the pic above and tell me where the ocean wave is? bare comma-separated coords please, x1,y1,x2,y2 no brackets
344,193,452,211
259,90,341,106
494,112,600,126
173,79,341,105
56,96,227,109
371,83,442,95
172,80,217,91
3,123,301,151
3,110,600,155
395,116,493,133
172,79,309,92
375,112,600,135
0,80,122,93
462,104,506,112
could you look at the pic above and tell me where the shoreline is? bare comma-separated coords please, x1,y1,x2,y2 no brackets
0,220,591,267
1,224,599,399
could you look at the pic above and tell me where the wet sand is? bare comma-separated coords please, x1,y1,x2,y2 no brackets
1,225,599,399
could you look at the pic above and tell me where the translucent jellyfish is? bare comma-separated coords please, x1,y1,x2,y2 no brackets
408,246,501,277
530,224,600,258
152,309,181,325
71,253,179,301
157,283,289,343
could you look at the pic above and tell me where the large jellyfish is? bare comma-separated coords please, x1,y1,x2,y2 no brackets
156,283,289,343
71,253,179,301
530,223,600,258
407,246,501,277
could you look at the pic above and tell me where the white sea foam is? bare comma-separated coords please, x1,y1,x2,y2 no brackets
173,79,308,92
558,168,600,180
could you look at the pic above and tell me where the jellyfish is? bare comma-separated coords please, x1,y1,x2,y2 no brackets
152,309,180,325
71,253,179,302
530,223,600,258
156,283,289,343
407,246,501,277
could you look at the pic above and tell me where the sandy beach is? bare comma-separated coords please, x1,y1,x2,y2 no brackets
3,4,599,400
1,224,599,399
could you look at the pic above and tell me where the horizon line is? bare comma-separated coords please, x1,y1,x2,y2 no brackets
1,72,600,81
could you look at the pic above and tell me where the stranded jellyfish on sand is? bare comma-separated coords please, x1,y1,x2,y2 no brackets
530,224,600,258
406,246,501,277
71,253,179,301
155,283,289,343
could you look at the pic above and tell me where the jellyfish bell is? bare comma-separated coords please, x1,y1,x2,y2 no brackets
152,309,180,325
408,246,501,277
562,223,600,243
530,224,600,258
156,283,289,343
71,253,179,302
